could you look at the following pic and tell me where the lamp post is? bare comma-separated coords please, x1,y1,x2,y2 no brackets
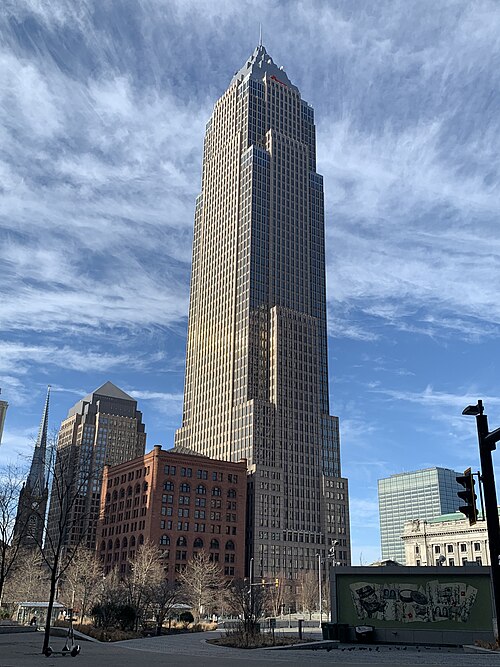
462,400,500,636
317,553,322,629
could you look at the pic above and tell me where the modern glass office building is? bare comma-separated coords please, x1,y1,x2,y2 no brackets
378,467,461,564
175,44,350,577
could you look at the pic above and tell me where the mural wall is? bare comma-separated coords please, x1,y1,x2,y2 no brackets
350,580,477,623
335,568,492,632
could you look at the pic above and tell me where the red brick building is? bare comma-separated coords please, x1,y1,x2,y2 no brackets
97,445,247,580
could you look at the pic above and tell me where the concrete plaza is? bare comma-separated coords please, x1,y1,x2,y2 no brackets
1,629,499,667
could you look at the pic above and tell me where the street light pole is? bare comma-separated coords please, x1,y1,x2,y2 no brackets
463,400,500,636
317,553,322,629
249,557,254,621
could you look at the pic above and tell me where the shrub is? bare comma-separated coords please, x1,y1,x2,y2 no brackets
179,611,194,627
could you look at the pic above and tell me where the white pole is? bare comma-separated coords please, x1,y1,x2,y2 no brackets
318,553,322,629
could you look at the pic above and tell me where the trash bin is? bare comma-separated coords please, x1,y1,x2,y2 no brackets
337,623,349,642
355,625,374,643
321,622,337,640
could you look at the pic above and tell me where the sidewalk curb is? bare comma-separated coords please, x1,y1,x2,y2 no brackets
463,644,499,654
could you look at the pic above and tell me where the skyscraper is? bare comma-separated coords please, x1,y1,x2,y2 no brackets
0,388,8,445
13,386,50,549
46,381,146,551
378,467,462,564
175,44,350,578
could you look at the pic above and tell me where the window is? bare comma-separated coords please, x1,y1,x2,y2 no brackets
434,545,440,554
225,540,235,551
449,558,455,566
164,481,174,491
212,487,222,497
180,483,190,493
160,535,170,545
460,543,467,552
474,542,481,552
196,485,206,495
210,539,219,550
447,544,453,553
476,557,482,565
164,465,176,475
194,538,204,548
177,536,187,547
227,488,237,498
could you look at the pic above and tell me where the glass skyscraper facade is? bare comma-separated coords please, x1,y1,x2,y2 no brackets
378,467,461,564
175,45,350,578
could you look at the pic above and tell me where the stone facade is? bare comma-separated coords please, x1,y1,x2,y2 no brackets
402,513,490,566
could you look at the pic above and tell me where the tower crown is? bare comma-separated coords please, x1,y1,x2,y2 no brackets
230,45,298,92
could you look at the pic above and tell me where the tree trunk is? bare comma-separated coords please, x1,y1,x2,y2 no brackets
42,558,58,654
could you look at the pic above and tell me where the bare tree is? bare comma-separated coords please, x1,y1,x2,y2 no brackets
322,580,331,616
126,542,164,629
0,464,30,604
31,439,97,654
144,579,180,635
91,569,128,632
226,579,267,640
297,571,318,620
59,547,102,625
4,547,48,606
267,572,287,617
178,550,225,622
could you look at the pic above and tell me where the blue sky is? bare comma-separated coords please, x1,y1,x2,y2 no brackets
1,0,500,564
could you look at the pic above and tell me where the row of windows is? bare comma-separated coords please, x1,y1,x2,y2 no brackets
159,536,235,550
163,483,236,497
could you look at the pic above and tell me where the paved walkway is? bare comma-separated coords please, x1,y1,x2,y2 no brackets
1,628,500,667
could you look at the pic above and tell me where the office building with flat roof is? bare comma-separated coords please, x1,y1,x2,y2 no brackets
378,467,461,564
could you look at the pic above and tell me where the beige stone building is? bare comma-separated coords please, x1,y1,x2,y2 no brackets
174,44,350,579
402,513,490,566
46,382,146,550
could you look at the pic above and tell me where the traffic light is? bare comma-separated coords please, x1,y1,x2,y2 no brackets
456,467,478,526
275,578,279,588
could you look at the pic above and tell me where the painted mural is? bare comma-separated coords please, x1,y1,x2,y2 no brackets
349,580,477,623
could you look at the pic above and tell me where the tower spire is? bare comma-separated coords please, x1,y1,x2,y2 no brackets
27,385,50,495
259,23,262,47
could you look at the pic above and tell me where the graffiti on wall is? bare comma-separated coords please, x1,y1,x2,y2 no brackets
349,580,477,623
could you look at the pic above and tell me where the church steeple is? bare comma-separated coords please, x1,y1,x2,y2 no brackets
13,386,51,549
26,385,50,496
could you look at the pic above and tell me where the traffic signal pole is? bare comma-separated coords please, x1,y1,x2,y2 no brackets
476,409,500,636
465,400,500,637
